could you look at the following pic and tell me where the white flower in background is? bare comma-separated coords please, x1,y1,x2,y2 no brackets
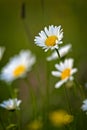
46,44,72,61
34,25,63,52
81,99,87,111
0,46,5,60
0,98,22,110
85,83,87,89
52,58,77,88
0,50,36,82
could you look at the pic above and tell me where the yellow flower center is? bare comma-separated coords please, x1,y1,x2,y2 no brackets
13,65,26,77
61,68,71,80
45,36,58,46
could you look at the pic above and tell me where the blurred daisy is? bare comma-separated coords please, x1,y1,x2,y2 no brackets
85,82,87,89
0,46,5,60
52,58,77,88
0,98,21,111
28,120,43,130
34,25,63,52
81,99,87,111
0,50,36,82
46,44,72,61
49,110,73,127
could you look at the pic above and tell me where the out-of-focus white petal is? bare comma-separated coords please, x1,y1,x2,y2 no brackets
0,46,5,60
0,98,22,110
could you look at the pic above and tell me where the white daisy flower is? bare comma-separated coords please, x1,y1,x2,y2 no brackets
0,46,5,60
34,25,63,52
0,98,22,110
46,44,72,61
52,58,77,88
0,50,36,82
81,99,87,111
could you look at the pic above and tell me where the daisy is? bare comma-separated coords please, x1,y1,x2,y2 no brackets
34,25,63,52
0,98,21,110
81,99,87,111
46,44,72,61
0,50,36,82
52,58,77,88
0,46,5,60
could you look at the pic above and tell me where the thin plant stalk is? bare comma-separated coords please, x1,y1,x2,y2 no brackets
24,77,37,119
15,110,21,130
40,0,45,24
64,86,72,114
55,48,61,60
35,63,45,117
74,79,85,101
46,61,50,112
7,83,14,98
21,2,33,44
0,115,6,130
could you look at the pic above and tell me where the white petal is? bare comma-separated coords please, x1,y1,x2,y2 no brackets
0,46,5,60
46,51,58,61
51,71,61,77
55,63,64,71
71,68,77,75
68,58,74,68
55,80,66,88
69,76,74,81
59,44,72,57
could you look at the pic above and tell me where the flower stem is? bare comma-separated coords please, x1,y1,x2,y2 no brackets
55,48,61,59
25,78,37,119
35,63,45,117
15,110,21,130
46,61,50,112
64,86,72,114
74,79,85,101
0,114,6,130
7,83,14,98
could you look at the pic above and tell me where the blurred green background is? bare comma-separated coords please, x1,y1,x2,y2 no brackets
0,0,87,129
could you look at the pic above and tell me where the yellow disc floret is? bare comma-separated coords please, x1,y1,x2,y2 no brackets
61,68,71,80
13,65,26,77
45,36,58,46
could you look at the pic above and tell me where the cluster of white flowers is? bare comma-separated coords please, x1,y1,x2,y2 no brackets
0,49,36,110
34,25,77,88
0,25,86,114
34,25,86,113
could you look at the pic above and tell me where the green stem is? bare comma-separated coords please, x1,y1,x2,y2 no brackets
25,78,37,119
0,114,6,130
55,48,61,60
15,110,21,130
7,83,14,98
74,79,85,100
64,86,72,114
35,63,45,117
46,61,50,112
